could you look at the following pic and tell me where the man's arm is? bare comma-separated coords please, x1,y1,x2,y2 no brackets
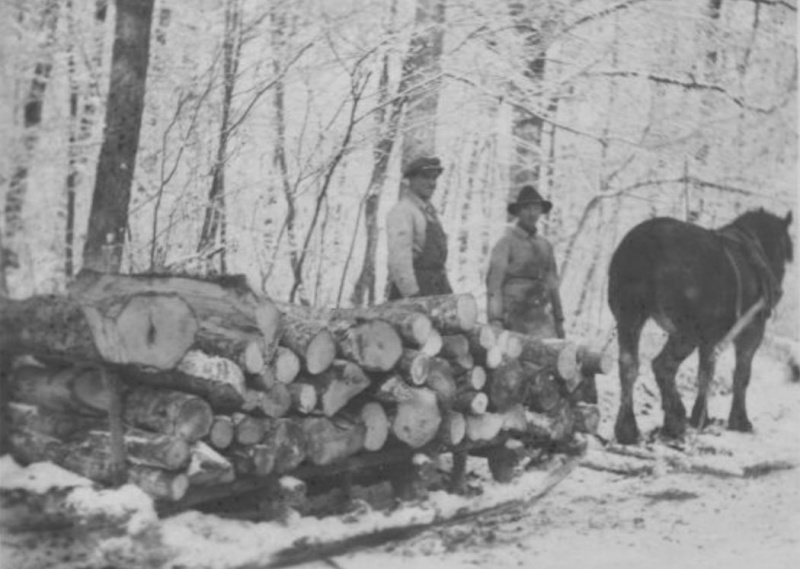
386,204,420,297
546,243,566,338
486,237,510,328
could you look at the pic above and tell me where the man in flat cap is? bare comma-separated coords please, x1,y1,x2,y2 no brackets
386,156,453,299
486,185,566,339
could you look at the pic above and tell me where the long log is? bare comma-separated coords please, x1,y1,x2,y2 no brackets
296,360,370,417
126,350,246,412
69,269,283,371
510,333,579,383
390,387,441,448
9,365,113,416
187,441,235,486
123,386,213,443
8,428,189,501
331,307,433,348
381,293,478,334
277,305,338,374
302,416,366,466
327,317,402,372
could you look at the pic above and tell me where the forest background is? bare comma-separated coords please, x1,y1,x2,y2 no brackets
1,0,797,349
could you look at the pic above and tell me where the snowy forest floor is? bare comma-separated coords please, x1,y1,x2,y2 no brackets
1,336,799,569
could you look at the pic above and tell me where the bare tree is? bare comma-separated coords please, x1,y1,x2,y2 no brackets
82,0,155,273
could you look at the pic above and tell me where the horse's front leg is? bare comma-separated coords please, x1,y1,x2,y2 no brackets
690,342,716,429
728,319,766,432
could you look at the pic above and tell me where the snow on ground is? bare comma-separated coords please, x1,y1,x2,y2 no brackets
1,345,799,569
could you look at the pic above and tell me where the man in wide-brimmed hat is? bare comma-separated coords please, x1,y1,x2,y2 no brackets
386,156,452,299
486,185,566,338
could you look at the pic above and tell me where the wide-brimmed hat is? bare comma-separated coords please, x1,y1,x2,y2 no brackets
404,156,444,179
507,185,553,215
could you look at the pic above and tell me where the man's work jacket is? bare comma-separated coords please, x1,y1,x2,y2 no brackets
386,190,451,299
486,225,564,338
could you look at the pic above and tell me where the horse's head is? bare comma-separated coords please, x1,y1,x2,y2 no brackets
734,208,794,285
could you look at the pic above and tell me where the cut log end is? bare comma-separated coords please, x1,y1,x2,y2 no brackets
455,295,479,331
306,331,336,375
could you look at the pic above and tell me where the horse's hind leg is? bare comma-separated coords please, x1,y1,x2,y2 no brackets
689,342,715,430
653,334,696,439
727,319,766,432
614,314,647,445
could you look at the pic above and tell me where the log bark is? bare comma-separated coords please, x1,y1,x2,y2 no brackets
573,403,600,435
69,270,283,370
302,416,366,466
488,358,528,413
395,349,430,386
82,428,191,471
127,350,246,412
522,362,563,414
453,390,488,415
7,402,106,439
207,415,234,450
424,357,457,407
511,333,579,383
297,360,370,417
262,417,307,473
9,365,113,416
390,387,441,448
328,317,402,372
241,384,291,418
382,293,478,334
331,307,433,348
123,386,213,443
187,441,235,486
8,428,189,501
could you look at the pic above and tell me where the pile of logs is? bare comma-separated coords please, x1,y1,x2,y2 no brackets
0,270,607,512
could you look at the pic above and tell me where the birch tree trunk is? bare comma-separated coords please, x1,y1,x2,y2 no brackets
82,0,155,272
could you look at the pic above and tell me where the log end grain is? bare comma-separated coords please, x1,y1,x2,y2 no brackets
306,330,336,375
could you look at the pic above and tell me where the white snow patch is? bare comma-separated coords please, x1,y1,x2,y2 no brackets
0,457,92,493
66,484,158,535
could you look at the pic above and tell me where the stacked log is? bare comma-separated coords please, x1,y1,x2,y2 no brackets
1,276,603,509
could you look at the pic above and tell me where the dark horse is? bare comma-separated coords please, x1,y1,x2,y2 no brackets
608,208,793,445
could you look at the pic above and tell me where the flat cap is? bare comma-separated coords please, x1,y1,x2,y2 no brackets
403,156,444,179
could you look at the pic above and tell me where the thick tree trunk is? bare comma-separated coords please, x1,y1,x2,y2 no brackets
123,386,213,443
82,0,155,272
383,294,478,334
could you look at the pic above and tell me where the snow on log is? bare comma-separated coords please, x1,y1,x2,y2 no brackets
262,418,307,473
331,306,433,348
510,333,579,383
69,270,283,372
488,358,528,413
390,387,441,448
123,386,213,443
127,350,246,412
382,293,478,334
296,360,370,417
9,365,113,416
187,441,235,486
395,349,431,386
302,416,366,466
207,415,234,450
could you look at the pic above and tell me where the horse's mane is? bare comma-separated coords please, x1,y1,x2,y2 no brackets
721,208,793,262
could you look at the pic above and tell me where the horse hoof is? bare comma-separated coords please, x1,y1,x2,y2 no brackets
728,416,753,433
615,417,640,445
662,415,687,439
689,408,710,430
